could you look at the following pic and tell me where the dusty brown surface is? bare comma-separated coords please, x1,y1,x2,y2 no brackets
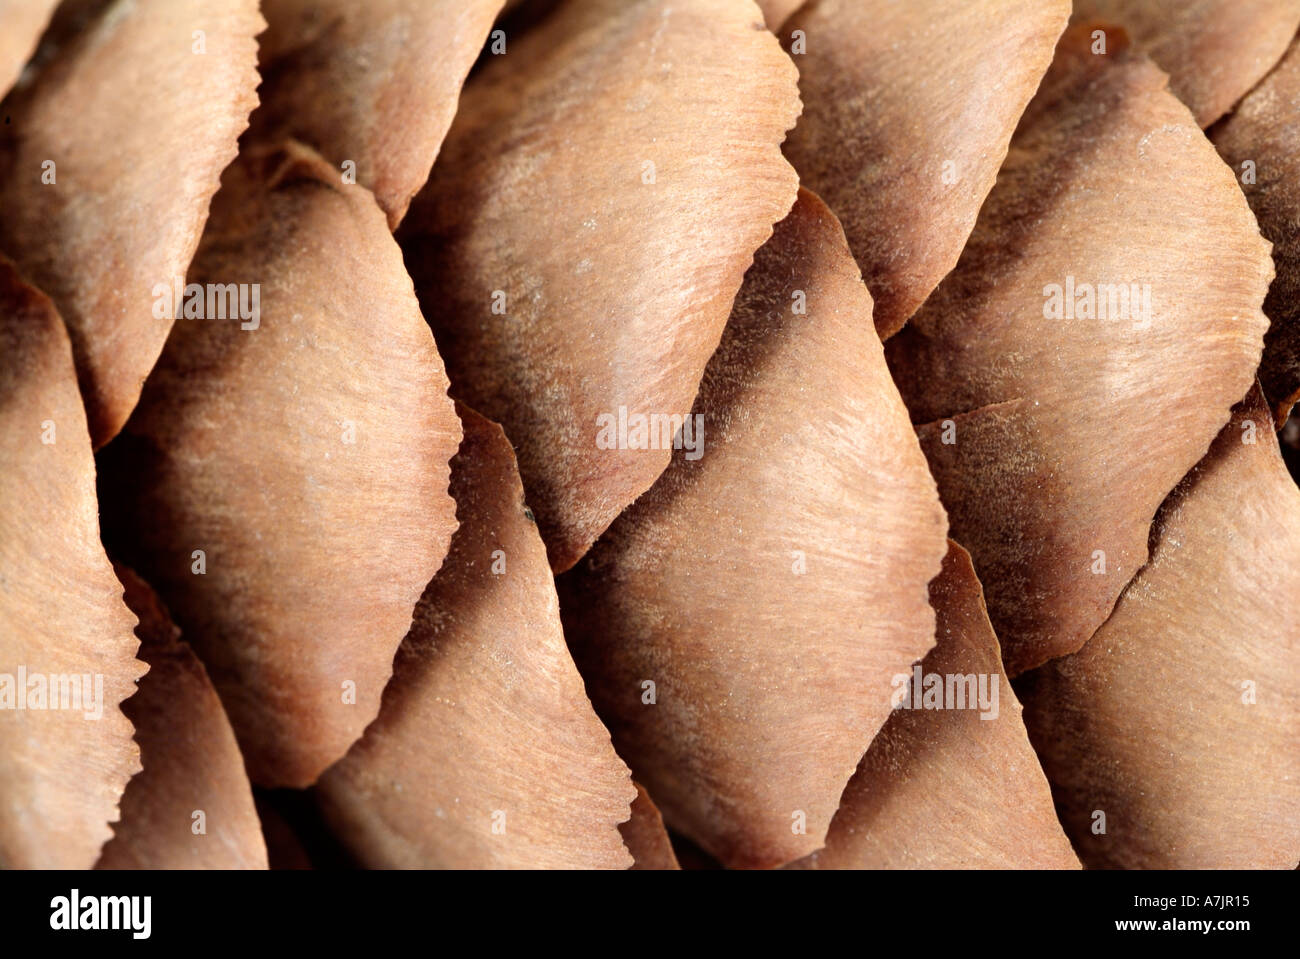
98,566,267,870
251,0,504,230
1214,35,1300,424
757,0,803,31
0,0,59,100
784,0,1069,337
0,257,144,869
560,189,948,869
620,783,680,870
399,0,801,572
791,542,1079,870
887,24,1272,675
1073,0,1300,126
317,405,634,869
1019,386,1300,869
0,0,263,447
98,142,461,789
